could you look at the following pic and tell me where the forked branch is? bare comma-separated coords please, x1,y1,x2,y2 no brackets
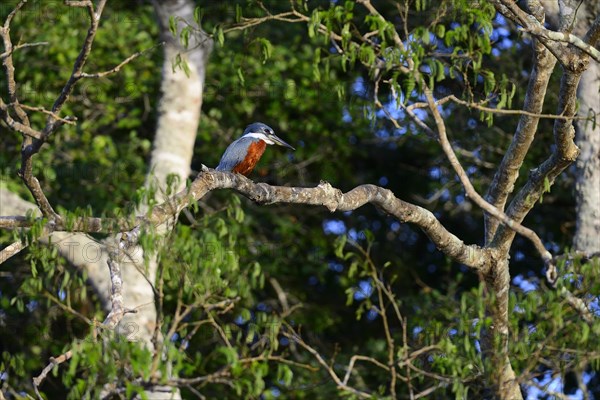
422,88,554,276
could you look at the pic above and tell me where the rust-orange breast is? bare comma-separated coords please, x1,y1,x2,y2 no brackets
232,140,267,176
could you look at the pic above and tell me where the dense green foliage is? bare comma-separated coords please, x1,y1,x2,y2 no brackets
1,1,598,399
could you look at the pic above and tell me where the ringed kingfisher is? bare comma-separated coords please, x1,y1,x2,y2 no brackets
216,122,295,176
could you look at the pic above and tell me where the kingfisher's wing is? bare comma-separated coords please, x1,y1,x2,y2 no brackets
216,137,254,172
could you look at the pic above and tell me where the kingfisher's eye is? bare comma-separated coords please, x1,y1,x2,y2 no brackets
265,129,273,135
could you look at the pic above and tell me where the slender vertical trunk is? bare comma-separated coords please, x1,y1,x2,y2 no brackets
574,62,600,253
485,256,523,400
123,1,212,398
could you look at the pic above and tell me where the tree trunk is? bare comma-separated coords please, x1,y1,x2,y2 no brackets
485,257,523,400
573,52,600,253
1,1,211,398
121,1,212,398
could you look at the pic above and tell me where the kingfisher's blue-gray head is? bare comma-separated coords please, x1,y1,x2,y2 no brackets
241,122,295,150
216,122,295,176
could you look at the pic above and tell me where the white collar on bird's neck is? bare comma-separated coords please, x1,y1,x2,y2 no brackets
241,132,275,145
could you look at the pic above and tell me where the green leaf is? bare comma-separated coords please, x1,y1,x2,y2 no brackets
169,16,177,36
345,287,354,306
435,24,446,38
236,67,245,86
256,38,273,63
278,364,293,386
581,323,590,343
181,26,190,48
215,25,225,46
334,235,347,259
421,28,430,45
193,7,203,24
235,4,243,23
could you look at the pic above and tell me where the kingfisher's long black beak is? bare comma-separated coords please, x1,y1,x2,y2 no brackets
271,134,295,150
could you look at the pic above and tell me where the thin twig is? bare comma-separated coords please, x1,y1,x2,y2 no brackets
79,43,163,78
415,383,446,399
558,287,594,323
17,104,77,125
269,277,290,316
0,41,48,59
33,350,73,399
3,0,28,28
44,0,107,135
283,328,372,399
349,240,397,399
342,354,407,386
42,289,93,325
443,95,590,121
524,379,573,400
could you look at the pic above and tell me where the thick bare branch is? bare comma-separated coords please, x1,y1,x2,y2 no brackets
491,67,582,253
0,1,30,127
491,0,600,74
102,237,138,329
2,1,106,221
1,170,491,271
10,1,109,223
521,25,600,62
0,98,42,138
0,239,28,264
102,257,125,329
485,13,558,243
102,258,127,329
160,171,491,271
0,215,143,232
421,88,553,268
17,160,57,218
